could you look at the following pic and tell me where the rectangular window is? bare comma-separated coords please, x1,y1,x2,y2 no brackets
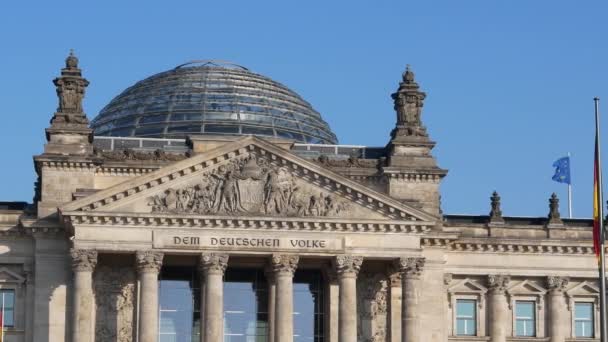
0,290,15,327
575,302,594,338
515,301,536,337
455,299,477,336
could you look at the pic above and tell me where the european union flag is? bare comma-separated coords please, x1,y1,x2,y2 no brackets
552,156,571,184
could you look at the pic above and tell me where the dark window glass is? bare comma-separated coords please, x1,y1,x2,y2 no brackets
205,125,240,134
170,113,203,121
293,270,324,342
224,268,268,341
140,114,167,124
515,301,535,337
455,300,476,336
276,130,304,141
575,302,594,337
168,125,202,133
0,290,15,327
134,126,165,136
109,128,133,137
159,267,200,342
241,126,274,136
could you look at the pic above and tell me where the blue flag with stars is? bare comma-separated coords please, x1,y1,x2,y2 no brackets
552,156,571,184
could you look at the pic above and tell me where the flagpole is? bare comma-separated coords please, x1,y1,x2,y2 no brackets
595,97,607,342
568,152,572,218
1,292,5,342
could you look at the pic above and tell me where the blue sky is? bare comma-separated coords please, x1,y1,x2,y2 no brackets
1,0,607,218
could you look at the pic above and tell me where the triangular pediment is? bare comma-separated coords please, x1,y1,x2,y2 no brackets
60,137,436,229
448,278,487,294
507,280,546,295
567,281,599,296
0,267,25,284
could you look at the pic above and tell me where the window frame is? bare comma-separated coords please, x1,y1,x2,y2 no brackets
446,278,487,337
0,266,27,331
513,300,537,337
566,281,601,339
573,301,595,338
455,298,477,336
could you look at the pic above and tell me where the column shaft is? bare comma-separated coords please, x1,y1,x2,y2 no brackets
271,254,299,342
487,275,510,342
200,253,229,342
70,249,97,342
267,276,276,342
335,255,363,342
395,257,425,342
136,251,163,342
547,276,569,342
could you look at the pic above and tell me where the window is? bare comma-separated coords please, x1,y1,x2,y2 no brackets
455,299,476,336
0,289,15,327
158,267,200,342
224,268,269,341
293,270,325,342
515,301,536,337
575,302,594,338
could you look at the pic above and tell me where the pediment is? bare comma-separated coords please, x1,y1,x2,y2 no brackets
60,137,436,230
448,278,487,294
567,281,599,296
507,280,546,295
0,267,25,284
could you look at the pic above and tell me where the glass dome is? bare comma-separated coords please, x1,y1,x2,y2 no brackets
90,60,338,144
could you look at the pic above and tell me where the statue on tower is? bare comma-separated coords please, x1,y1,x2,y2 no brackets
51,50,90,124
390,65,428,138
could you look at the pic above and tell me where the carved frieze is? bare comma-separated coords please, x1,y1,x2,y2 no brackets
199,253,229,274
357,271,388,342
135,251,163,273
70,249,98,272
316,155,382,169
335,255,364,276
95,148,189,162
94,266,135,342
271,254,299,275
147,155,351,218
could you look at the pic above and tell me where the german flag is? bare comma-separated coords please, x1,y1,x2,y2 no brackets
0,309,4,342
594,113,604,259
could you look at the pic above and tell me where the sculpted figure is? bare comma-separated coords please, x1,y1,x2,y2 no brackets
219,171,242,213
164,189,177,211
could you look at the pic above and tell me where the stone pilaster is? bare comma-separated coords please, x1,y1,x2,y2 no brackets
335,255,363,342
395,257,425,342
264,267,277,342
271,254,299,342
200,253,229,342
70,249,97,342
547,276,569,342
487,275,510,342
136,251,163,342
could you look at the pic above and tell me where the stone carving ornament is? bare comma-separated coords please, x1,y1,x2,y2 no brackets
547,276,569,293
335,255,364,276
395,257,425,279
94,148,189,162
487,274,511,293
135,251,163,273
271,254,299,275
148,155,351,217
357,271,388,342
70,249,98,272
94,266,135,342
199,253,229,274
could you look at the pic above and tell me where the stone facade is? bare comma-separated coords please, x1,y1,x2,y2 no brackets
0,54,603,342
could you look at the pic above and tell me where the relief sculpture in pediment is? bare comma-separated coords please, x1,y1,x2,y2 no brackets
148,155,351,217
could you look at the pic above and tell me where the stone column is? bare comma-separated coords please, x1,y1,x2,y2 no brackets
70,249,97,342
136,251,164,342
396,257,425,342
200,253,229,342
547,276,569,342
265,267,277,342
271,254,299,342
487,275,510,342
335,255,363,342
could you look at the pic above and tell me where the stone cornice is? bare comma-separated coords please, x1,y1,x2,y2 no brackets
61,211,432,234
60,136,439,223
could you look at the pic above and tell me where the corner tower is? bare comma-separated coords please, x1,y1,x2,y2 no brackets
384,66,447,216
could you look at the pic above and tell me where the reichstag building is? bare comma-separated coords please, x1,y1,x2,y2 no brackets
0,53,601,342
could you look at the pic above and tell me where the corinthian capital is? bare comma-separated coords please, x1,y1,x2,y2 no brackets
70,249,97,272
395,257,425,279
200,253,229,275
335,255,363,277
135,251,164,273
271,254,299,275
487,274,510,293
547,276,569,293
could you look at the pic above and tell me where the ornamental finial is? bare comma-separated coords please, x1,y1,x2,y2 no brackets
547,193,563,225
489,191,504,224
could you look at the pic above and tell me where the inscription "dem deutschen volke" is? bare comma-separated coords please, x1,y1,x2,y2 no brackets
156,234,341,251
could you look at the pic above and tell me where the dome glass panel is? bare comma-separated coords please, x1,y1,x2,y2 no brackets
91,60,338,144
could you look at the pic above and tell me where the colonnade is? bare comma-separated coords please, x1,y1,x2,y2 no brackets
69,249,426,342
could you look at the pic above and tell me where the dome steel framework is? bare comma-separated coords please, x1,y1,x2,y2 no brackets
90,60,338,144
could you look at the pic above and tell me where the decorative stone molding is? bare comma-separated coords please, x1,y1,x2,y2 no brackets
135,251,163,273
506,279,546,310
395,257,425,279
547,276,569,293
70,249,98,272
94,266,136,342
316,155,382,169
488,191,504,224
63,212,431,234
487,274,510,294
199,253,229,274
444,239,596,255
443,273,453,286
94,148,189,162
271,254,299,275
547,193,564,226
335,255,363,276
